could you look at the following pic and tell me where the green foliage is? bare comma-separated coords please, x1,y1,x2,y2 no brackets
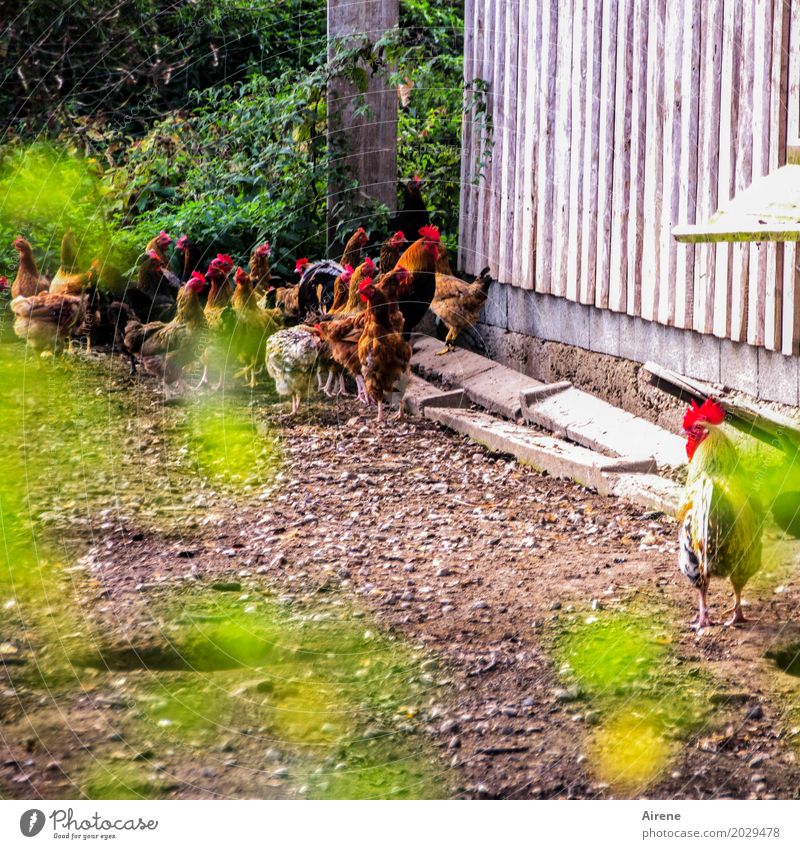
0,142,139,280
1,0,327,137
395,1,465,240
1,1,469,275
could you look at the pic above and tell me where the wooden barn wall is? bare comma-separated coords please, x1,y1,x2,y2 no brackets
458,0,800,354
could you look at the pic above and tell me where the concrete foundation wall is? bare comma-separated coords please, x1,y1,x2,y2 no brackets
479,286,800,408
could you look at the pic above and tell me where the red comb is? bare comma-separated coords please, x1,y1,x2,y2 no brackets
176,235,189,250
362,257,376,272
295,258,309,273
187,271,206,292
341,264,354,279
683,399,725,432
147,250,162,263
212,253,233,269
419,224,441,242
256,241,271,256
391,230,405,243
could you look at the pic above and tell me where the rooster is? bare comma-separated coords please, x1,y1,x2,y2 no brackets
379,230,407,275
390,224,441,340
230,266,283,387
194,254,234,390
11,237,49,298
128,249,179,322
10,290,86,354
389,177,430,243
49,230,99,295
315,315,366,400
249,241,273,294
677,399,764,628
175,235,201,283
123,272,208,395
431,266,493,355
329,264,355,314
296,227,369,318
145,230,173,265
264,325,329,416
338,256,377,315
357,269,412,422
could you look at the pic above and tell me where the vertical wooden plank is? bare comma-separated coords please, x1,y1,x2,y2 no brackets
458,0,475,271
521,0,542,290
641,0,666,322
535,0,558,294
659,3,682,325
783,0,800,354
474,0,496,275
747,0,772,348
566,0,587,302
594,0,628,310
711,0,736,339
578,0,603,305
673,2,700,329
485,0,506,279
730,0,754,342
608,0,634,312
764,0,787,351
551,1,574,297
693,0,723,335
626,0,649,317
659,3,691,325
499,0,520,285
512,0,531,289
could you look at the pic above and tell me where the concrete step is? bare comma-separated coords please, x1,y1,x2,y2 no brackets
411,333,685,471
403,375,466,417
520,383,686,471
412,335,541,420
423,406,682,514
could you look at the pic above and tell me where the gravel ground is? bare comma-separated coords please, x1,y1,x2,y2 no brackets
2,356,800,800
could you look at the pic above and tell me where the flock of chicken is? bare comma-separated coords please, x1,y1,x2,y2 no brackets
1,186,494,422
0,184,772,629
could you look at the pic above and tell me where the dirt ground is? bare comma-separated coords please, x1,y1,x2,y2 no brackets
2,352,800,800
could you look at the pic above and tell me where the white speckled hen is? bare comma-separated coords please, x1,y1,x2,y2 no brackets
264,325,328,415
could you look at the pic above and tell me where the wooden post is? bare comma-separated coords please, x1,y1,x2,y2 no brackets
327,0,398,245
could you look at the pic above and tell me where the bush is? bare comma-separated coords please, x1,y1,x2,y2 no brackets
0,2,468,278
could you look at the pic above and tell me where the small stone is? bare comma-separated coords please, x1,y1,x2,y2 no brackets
750,774,766,783
554,685,582,703
448,736,461,750
746,704,764,721
549,601,562,611
472,600,489,610
272,767,289,779
211,581,241,592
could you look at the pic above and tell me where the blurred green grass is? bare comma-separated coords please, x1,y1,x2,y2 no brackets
0,341,445,799
554,608,711,794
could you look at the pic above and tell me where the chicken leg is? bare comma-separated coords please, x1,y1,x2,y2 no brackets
722,585,747,626
693,586,714,629
435,328,457,356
